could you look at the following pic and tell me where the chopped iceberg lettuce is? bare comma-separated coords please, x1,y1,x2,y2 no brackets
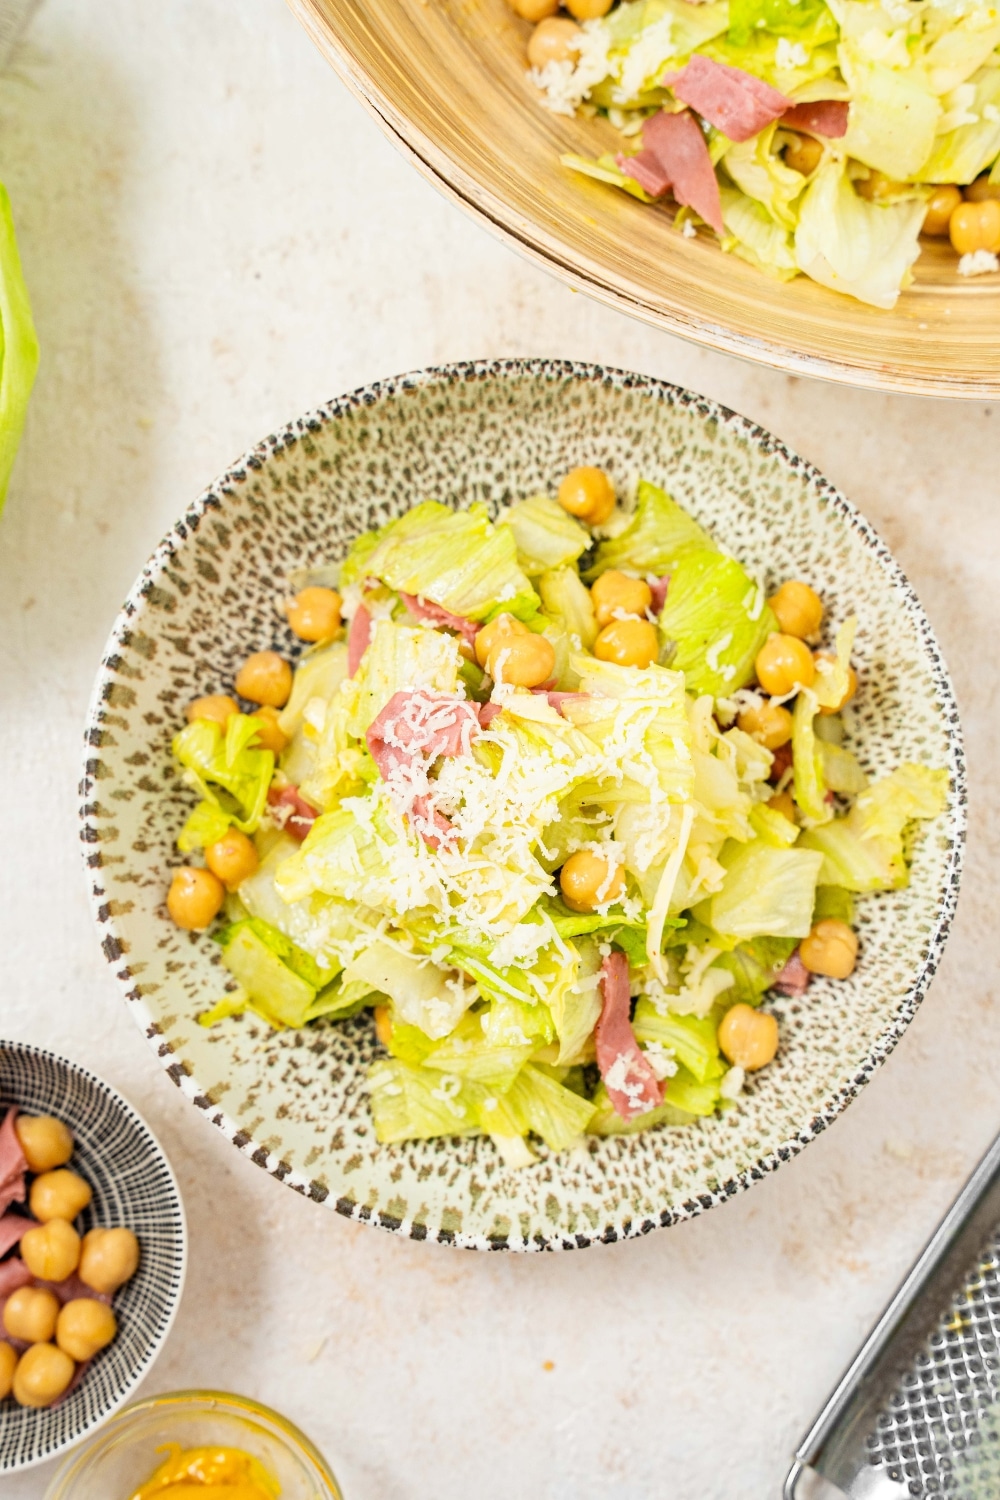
838,49,941,181
728,0,837,47
538,565,599,650
500,493,591,575
217,921,318,1028
340,499,539,623
799,764,948,892
172,714,274,834
657,549,776,697
709,841,824,940
584,479,712,582
503,1064,597,1151
369,1058,482,1143
794,160,927,310
720,187,799,280
918,67,1000,186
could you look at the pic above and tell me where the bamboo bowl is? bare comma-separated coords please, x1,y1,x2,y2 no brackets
288,0,1000,398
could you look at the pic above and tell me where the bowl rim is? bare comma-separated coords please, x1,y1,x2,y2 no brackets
0,1040,188,1471
42,1388,341,1499
286,0,1000,403
79,356,968,1251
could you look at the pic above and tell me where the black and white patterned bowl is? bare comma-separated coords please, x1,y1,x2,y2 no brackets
79,359,966,1252
0,1043,186,1473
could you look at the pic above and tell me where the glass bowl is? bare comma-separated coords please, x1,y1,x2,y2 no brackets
43,1391,342,1500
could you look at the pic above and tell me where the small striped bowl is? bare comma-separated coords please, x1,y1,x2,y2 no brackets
0,1042,186,1474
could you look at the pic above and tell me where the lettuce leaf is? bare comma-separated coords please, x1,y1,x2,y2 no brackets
838,48,941,180
341,500,539,623
917,67,1000,186
722,127,808,231
0,186,38,513
342,936,476,1040
794,160,926,310
503,1064,597,1151
538,565,599,650
500,493,591,576
217,921,317,1028
368,1058,483,1143
657,549,776,697
632,1000,726,1083
728,0,837,46
799,763,948,892
709,840,824,939
584,479,712,582
173,714,274,835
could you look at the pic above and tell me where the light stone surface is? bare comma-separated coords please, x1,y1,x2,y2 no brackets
0,2,996,1496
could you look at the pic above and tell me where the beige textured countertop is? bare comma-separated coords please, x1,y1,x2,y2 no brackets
1,2,996,1496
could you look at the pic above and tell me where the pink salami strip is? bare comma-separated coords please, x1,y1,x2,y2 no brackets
0,1107,27,1193
400,592,479,647
595,952,664,1121
772,950,811,997
367,689,479,850
781,100,849,139
649,574,670,614
347,602,373,676
0,1212,31,1258
0,1255,32,1299
615,147,672,198
664,54,792,143
643,110,725,235
267,784,319,843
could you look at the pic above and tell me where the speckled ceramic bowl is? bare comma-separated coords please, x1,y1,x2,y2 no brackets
80,359,965,1252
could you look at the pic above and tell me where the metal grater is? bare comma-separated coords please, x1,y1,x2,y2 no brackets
786,1133,1000,1500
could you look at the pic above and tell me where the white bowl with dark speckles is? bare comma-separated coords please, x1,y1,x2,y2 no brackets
79,359,966,1252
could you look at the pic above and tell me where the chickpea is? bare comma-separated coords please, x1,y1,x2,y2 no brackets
755,633,815,696
559,851,626,913
12,1343,76,1408
474,612,529,668
29,1168,93,1225
557,466,616,526
3,1287,60,1345
783,133,822,177
737,700,793,751
717,1004,779,1072
487,631,556,688
167,866,225,930
800,918,858,979
21,1219,81,1284
56,1299,117,1363
767,790,797,823
250,705,288,755
508,0,558,18
205,829,259,889
79,1227,141,1296
185,694,238,731
235,651,293,708
527,16,581,67
923,184,963,236
950,198,1000,256
285,586,342,643
0,1342,16,1401
814,654,858,715
594,618,659,668
565,0,613,16
14,1114,74,1173
965,175,1000,204
768,579,823,640
857,170,908,202
591,570,653,628
374,1004,393,1048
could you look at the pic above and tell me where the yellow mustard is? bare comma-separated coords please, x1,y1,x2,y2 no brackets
128,1444,280,1500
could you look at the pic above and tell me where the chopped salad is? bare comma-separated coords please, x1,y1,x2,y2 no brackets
514,0,1000,306
166,467,946,1164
